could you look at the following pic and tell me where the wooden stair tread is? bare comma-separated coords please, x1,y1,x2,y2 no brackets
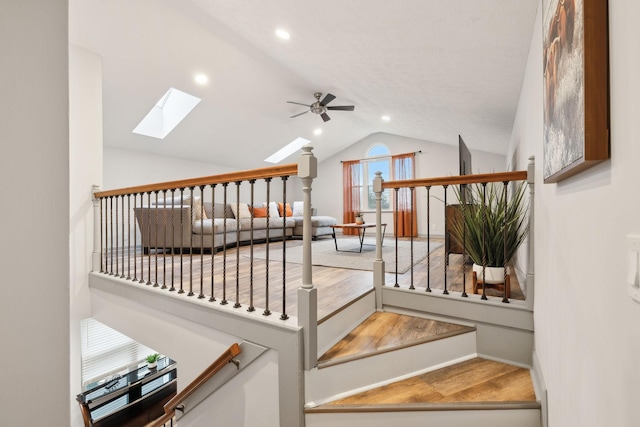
313,358,538,410
317,312,474,367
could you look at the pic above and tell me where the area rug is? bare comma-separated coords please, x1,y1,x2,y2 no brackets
250,238,443,274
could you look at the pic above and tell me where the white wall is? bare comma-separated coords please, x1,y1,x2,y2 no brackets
507,2,640,426
69,44,104,427
0,1,70,426
314,132,506,236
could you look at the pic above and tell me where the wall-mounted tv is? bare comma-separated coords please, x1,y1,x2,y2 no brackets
458,135,472,203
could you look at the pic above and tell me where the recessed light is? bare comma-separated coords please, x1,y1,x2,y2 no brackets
275,28,290,40
313,128,322,136
194,74,208,85
381,115,391,122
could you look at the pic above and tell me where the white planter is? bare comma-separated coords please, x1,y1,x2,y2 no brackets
147,362,157,369
473,264,506,284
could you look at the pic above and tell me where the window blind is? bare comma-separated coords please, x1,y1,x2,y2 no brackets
80,318,156,386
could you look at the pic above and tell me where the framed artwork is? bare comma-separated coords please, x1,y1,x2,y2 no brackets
542,0,610,183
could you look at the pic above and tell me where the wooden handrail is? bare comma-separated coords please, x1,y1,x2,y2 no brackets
144,411,174,427
381,171,528,190
94,164,298,198
163,343,241,416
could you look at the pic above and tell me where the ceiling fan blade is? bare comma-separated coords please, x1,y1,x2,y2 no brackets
327,105,355,111
320,93,336,106
320,112,331,122
287,101,311,107
290,111,309,118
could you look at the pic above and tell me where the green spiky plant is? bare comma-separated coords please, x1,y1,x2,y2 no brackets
145,353,160,364
450,181,529,267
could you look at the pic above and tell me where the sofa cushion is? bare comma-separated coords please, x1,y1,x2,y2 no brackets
154,195,207,220
278,202,293,217
251,206,268,218
238,217,295,230
292,201,304,217
192,218,238,235
230,202,252,219
309,215,337,227
207,202,234,219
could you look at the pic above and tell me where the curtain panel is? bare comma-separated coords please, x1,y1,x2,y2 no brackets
342,160,361,235
392,153,418,237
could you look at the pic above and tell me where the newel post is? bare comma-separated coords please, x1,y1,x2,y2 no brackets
297,145,318,370
373,171,385,310
526,156,535,311
91,185,102,273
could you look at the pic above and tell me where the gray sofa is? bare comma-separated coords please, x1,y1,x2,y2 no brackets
134,199,335,253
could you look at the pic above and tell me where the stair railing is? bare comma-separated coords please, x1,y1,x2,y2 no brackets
144,343,242,427
373,156,534,306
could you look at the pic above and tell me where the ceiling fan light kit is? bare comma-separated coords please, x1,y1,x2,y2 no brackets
287,92,355,122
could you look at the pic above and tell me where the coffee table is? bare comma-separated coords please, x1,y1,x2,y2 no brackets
330,223,387,253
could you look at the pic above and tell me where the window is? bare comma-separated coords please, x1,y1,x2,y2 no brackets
362,144,391,211
80,318,157,387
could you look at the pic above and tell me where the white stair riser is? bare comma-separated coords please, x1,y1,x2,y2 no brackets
306,409,541,427
317,292,376,357
306,331,476,406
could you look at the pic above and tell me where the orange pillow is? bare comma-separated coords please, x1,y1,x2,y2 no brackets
278,202,293,217
251,206,268,218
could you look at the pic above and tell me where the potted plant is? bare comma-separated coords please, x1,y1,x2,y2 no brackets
450,181,528,284
354,212,364,225
145,353,160,369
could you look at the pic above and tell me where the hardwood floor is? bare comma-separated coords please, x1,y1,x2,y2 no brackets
101,236,524,320
318,311,474,367
321,357,537,407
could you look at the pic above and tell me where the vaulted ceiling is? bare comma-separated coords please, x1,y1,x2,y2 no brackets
70,0,539,170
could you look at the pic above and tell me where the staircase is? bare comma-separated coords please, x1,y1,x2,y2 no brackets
305,307,541,427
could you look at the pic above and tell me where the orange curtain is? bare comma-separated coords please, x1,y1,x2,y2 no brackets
392,153,417,237
342,160,361,235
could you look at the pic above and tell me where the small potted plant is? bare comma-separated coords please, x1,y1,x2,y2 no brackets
146,353,160,369
354,212,364,225
449,181,528,284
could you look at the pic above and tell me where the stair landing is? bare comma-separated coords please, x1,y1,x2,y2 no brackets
318,311,474,368
312,357,537,410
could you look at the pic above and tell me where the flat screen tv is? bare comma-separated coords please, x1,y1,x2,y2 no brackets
458,135,472,203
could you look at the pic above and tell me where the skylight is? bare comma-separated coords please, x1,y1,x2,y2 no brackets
264,137,310,164
133,88,201,139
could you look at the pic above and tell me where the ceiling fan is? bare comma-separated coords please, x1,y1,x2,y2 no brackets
287,92,355,122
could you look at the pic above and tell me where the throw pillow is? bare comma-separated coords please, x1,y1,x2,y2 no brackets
292,201,304,217
278,202,293,217
265,201,280,218
230,202,252,219
251,206,268,218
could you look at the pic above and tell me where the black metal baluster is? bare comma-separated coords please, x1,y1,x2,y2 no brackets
209,184,216,302
502,181,510,304
280,176,289,320
409,187,415,290
481,183,488,300
425,186,431,292
133,193,138,282
162,189,168,290
100,197,104,273
221,183,229,305
199,185,205,299
114,196,119,277
126,194,131,280
109,196,114,276
146,192,152,285
394,188,399,287
120,195,125,278
263,178,271,316
461,188,468,298
154,191,159,287
178,188,185,294
170,189,175,292
234,181,241,308
248,180,256,312
188,187,195,296
442,185,449,295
